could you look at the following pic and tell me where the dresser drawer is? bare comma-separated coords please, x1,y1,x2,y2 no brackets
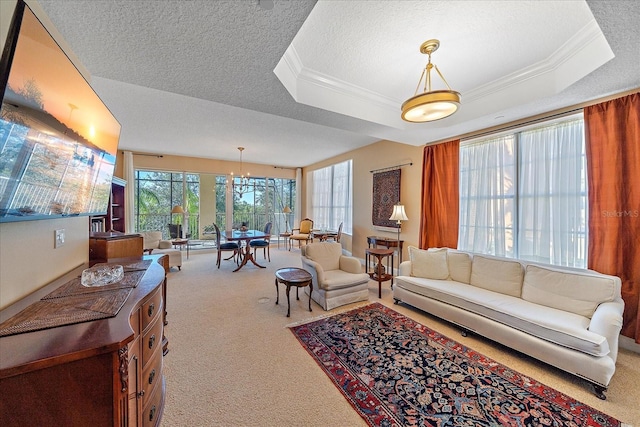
141,347,163,407
142,315,163,367
142,381,164,427
141,287,162,332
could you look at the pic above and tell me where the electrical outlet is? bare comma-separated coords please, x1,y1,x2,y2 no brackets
55,229,65,248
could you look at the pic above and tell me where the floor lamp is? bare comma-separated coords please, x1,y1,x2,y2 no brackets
171,205,185,238
389,204,408,271
283,206,292,233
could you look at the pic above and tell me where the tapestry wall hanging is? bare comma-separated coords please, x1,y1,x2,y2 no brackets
372,169,401,229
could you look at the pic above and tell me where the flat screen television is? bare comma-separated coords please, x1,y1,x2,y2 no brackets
0,0,120,223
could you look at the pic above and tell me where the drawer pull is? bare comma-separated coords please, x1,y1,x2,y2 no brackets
149,405,156,422
137,390,145,398
148,334,156,349
148,303,155,317
148,369,156,385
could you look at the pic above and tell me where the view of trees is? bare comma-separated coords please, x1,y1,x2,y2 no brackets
136,171,295,238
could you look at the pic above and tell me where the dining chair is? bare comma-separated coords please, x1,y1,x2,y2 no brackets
327,222,343,243
249,222,272,262
213,223,240,268
290,218,314,249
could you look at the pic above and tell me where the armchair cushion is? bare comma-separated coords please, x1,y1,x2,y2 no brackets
158,240,172,249
304,242,341,271
142,231,163,250
139,231,183,270
323,270,370,290
340,256,363,274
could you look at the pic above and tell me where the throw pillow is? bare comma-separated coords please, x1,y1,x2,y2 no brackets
409,246,449,279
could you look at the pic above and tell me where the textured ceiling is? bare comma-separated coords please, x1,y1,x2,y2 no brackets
35,0,640,168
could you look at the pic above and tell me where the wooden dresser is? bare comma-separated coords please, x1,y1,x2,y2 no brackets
0,255,168,427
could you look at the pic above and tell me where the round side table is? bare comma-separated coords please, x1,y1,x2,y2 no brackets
274,267,313,317
278,232,291,250
365,248,394,298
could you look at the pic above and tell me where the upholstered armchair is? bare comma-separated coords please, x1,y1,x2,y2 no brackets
140,231,183,271
300,242,370,310
290,218,313,249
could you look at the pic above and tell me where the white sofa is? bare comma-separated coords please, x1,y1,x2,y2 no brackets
140,231,183,271
392,247,624,399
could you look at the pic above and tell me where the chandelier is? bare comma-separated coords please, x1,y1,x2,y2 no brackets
401,39,461,122
229,147,251,196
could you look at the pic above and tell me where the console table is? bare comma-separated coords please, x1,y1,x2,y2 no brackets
0,255,168,427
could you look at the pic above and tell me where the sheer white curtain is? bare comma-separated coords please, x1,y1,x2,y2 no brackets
518,119,586,267
458,116,587,268
123,151,135,233
331,160,352,233
310,160,353,233
311,166,332,229
458,135,515,257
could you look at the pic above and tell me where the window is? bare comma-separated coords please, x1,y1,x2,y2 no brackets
458,115,587,268
222,176,296,234
134,170,199,237
310,159,353,234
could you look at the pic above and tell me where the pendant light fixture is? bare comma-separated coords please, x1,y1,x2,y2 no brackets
401,39,461,122
229,147,251,196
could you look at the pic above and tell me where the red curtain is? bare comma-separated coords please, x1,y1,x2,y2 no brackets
585,92,640,342
419,140,460,249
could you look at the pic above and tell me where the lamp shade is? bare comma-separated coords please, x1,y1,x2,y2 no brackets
389,204,408,222
283,206,292,213
171,205,185,214
401,90,460,122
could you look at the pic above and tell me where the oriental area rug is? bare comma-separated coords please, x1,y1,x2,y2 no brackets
290,303,622,427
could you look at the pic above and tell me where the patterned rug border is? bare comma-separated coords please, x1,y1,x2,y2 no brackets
290,302,628,427
284,301,373,329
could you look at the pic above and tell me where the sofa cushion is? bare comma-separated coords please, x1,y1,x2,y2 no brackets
447,250,472,284
305,242,341,271
522,265,619,319
409,246,449,279
394,276,609,357
470,255,523,297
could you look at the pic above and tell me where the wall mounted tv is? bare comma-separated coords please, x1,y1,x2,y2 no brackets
0,0,120,223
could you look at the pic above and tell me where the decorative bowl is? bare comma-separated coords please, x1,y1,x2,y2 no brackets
81,264,124,287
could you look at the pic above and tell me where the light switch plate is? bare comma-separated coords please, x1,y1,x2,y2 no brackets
55,229,65,248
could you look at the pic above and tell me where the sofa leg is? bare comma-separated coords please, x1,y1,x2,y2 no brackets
593,384,607,400
460,329,468,337
177,266,181,271
393,298,400,305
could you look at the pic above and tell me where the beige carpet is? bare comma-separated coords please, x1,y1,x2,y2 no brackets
161,247,640,426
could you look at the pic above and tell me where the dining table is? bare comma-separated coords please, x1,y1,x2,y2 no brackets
311,229,338,242
223,229,269,272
